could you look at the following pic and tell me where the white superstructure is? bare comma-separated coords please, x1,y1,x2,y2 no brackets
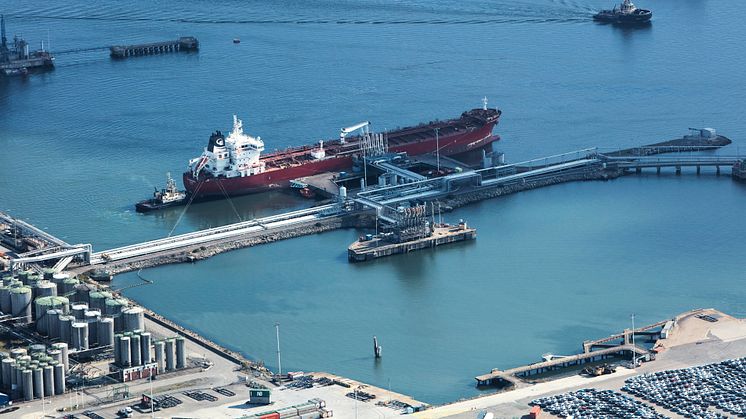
188,115,266,178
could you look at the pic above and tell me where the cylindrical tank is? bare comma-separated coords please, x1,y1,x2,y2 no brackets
71,303,88,320
0,352,6,386
51,343,69,373
122,307,145,332
60,277,79,295
176,336,186,369
34,296,70,334
84,310,101,344
1,358,13,391
25,273,41,287
88,291,112,312
119,336,131,367
22,369,33,401
0,284,13,314
28,344,46,355
11,364,20,398
153,340,165,373
113,334,122,366
104,298,128,332
71,322,89,350
165,338,175,371
10,287,32,324
17,270,31,284
10,348,27,359
46,309,63,339
73,283,96,304
50,272,70,286
42,268,56,280
130,334,141,366
35,280,57,299
59,315,74,345
97,317,115,348
47,349,62,367
54,362,65,395
140,332,152,364
33,367,43,399
43,365,54,397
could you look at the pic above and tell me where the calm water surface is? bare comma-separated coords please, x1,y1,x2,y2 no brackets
1,0,745,403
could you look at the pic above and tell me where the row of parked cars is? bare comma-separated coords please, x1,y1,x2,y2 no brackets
529,388,665,418
623,357,746,418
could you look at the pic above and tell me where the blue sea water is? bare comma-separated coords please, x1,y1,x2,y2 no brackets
1,0,746,403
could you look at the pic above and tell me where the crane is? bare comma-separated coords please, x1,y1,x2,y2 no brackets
340,121,370,144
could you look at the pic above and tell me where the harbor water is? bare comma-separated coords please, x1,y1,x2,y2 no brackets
2,0,746,403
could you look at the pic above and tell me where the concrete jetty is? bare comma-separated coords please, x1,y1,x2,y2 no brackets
110,37,199,58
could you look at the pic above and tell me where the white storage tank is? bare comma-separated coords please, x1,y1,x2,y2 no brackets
122,307,145,332
71,322,89,350
113,334,122,365
10,287,32,324
53,362,65,395
1,357,14,391
22,369,33,401
88,291,113,312
0,284,13,314
46,309,63,339
32,367,43,399
130,334,141,366
51,342,69,373
154,340,165,373
71,303,88,320
140,332,152,364
104,298,128,332
59,315,74,345
176,336,186,369
34,296,70,335
165,338,175,371
98,317,115,347
84,310,101,344
60,277,79,296
73,283,96,304
43,364,54,397
119,336,131,367
35,280,57,299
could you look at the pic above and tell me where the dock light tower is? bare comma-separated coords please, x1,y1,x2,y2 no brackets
275,322,282,378
631,313,636,368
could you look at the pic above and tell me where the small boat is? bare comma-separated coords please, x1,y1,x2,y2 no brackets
2,67,29,77
135,173,188,212
594,0,652,24
298,187,315,198
233,38,241,44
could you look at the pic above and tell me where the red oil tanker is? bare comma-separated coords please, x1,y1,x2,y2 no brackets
183,103,501,199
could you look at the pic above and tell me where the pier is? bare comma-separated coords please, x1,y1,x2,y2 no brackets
3,138,745,274
109,37,199,59
474,318,669,388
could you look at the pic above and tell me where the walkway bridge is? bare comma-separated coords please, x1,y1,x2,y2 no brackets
89,203,342,265
1,211,92,271
354,149,602,210
600,154,744,174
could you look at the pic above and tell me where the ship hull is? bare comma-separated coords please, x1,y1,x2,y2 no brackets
184,122,497,199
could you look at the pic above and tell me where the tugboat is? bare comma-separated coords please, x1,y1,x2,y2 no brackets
593,0,652,24
135,173,187,213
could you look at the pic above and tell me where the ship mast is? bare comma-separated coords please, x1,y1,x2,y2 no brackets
0,14,8,63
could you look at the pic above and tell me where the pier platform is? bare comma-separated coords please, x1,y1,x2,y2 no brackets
348,222,476,262
110,37,199,58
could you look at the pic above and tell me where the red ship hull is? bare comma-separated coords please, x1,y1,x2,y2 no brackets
184,112,499,199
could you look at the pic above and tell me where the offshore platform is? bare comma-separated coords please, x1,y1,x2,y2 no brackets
0,14,55,76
